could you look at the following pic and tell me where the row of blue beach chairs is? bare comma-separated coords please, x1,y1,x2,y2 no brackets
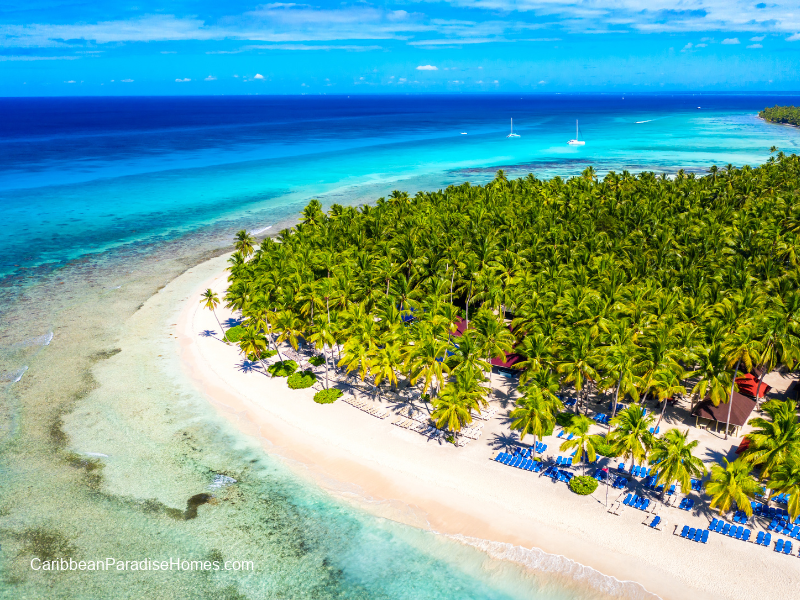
768,519,800,539
618,464,653,478
594,413,610,425
709,518,752,541
648,426,660,435
556,429,574,440
774,539,796,555
543,466,574,483
731,510,749,524
755,531,772,546
622,493,652,512
679,526,709,543
753,501,791,519
555,456,574,467
773,492,791,505
511,444,548,458
494,452,544,473
677,498,695,511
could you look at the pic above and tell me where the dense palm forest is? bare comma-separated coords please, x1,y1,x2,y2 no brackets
220,152,800,518
759,105,800,127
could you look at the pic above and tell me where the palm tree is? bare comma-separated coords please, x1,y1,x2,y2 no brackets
200,289,227,341
555,329,599,415
767,453,800,521
405,334,451,398
370,342,403,400
234,230,255,257
306,316,336,389
741,399,800,480
473,309,515,399
431,385,474,437
690,344,733,411
649,367,687,431
238,327,268,374
721,329,761,439
705,458,763,517
559,415,600,474
608,405,654,472
509,386,558,459
648,428,706,497
272,310,304,356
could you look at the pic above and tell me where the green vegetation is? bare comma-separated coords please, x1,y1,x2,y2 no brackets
313,388,343,404
268,360,298,378
287,370,316,389
223,325,246,343
569,475,599,495
224,157,800,514
309,355,326,367
201,288,228,341
760,105,800,127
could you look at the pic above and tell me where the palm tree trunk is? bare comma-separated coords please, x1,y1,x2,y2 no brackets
213,309,228,342
608,375,622,432
755,365,768,411
655,395,668,431
724,358,741,440
324,346,330,390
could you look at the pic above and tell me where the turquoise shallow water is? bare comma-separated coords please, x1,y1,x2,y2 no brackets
1,94,800,599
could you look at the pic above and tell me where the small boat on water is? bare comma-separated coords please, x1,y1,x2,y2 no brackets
507,118,520,138
568,119,585,146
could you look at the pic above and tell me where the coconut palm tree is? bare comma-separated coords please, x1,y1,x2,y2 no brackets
721,328,761,439
431,387,473,437
559,415,600,474
370,341,403,400
509,385,559,458
234,230,255,257
555,329,600,415
741,399,800,480
608,405,655,472
306,316,336,389
404,334,451,398
766,453,800,521
648,428,706,497
690,344,733,410
238,327,268,374
473,308,515,398
704,458,763,517
200,289,227,341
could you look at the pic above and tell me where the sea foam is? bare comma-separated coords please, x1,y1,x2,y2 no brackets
1,366,28,383
446,534,661,600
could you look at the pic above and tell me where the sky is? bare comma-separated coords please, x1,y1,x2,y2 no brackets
1,0,799,95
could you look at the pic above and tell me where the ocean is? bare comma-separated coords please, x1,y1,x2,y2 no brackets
1,93,799,599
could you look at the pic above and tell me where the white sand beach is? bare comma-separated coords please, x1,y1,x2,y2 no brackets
170,254,800,600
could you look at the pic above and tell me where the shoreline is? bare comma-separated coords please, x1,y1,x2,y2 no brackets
168,254,800,600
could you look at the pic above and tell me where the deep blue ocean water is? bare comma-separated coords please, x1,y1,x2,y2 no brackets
3,94,800,280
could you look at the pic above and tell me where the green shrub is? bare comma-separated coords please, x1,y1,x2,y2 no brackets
313,388,343,404
593,436,618,458
309,355,325,367
268,360,298,377
224,325,245,342
569,475,599,495
287,370,316,389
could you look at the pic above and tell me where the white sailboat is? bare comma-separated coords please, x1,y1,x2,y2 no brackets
568,119,585,146
507,118,520,138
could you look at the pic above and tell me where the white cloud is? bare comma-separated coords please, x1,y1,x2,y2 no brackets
175,77,191,82
681,42,693,51
696,43,707,47
65,80,76,83
0,55,79,61
398,77,407,82
750,35,765,41
160,50,177,54
121,78,133,82
788,33,800,41
476,79,483,83
416,64,437,70
243,43,381,51
747,43,762,48
538,79,546,84
253,73,264,79
721,38,740,44
204,75,217,81
493,80,499,83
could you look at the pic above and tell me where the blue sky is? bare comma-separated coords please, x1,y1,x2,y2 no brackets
2,1,799,94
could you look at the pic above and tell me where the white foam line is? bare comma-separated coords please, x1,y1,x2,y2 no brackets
444,534,662,600
1,366,28,383
635,120,654,124
251,225,273,235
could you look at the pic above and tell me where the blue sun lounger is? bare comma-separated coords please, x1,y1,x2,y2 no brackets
693,528,703,542
775,539,784,552
715,520,724,533
701,529,709,543
649,516,660,528
680,525,689,538
783,540,793,555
